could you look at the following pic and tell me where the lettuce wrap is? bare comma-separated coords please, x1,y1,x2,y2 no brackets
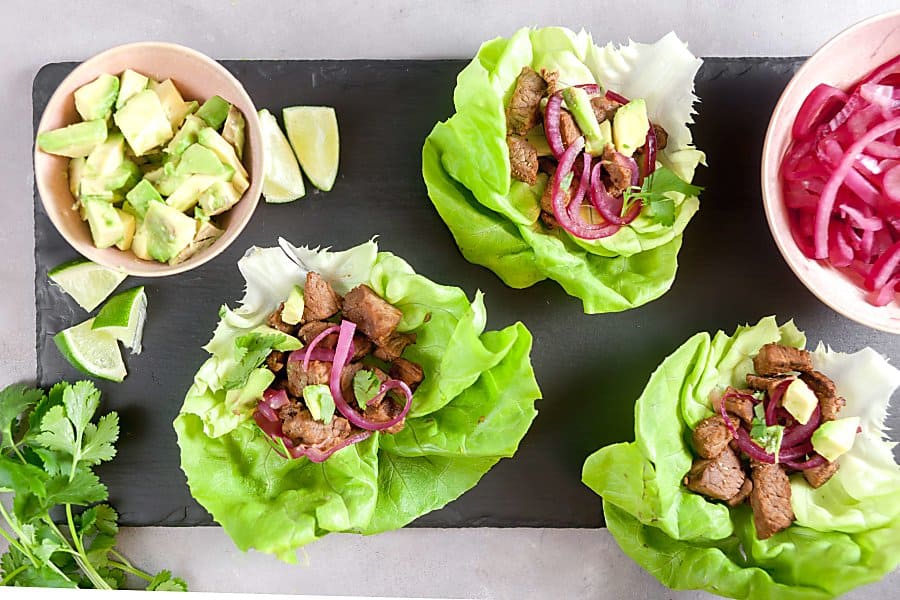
423,27,705,313
174,240,540,561
582,317,900,599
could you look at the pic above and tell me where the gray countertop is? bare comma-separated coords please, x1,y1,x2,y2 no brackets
3,1,899,597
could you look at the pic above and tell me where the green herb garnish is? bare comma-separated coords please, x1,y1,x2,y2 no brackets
222,332,282,390
622,166,703,226
750,402,784,461
352,370,381,410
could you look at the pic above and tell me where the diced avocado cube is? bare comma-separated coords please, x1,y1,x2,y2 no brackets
175,144,234,179
125,179,164,218
114,209,137,251
37,119,108,158
131,221,152,260
68,157,87,197
116,69,149,110
106,160,142,194
166,174,218,212
83,199,125,249
85,133,125,177
113,90,174,156
143,201,197,262
74,74,119,121
231,169,249,195
195,95,231,129
165,114,205,157
198,180,241,216
562,87,609,155
222,105,246,160
169,218,224,265
197,127,248,179
612,98,649,157
281,285,305,325
811,417,860,462
142,165,165,184
183,100,199,115
783,379,819,425
150,79,193,130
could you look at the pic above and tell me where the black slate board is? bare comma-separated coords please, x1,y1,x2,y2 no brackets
34,58,900,528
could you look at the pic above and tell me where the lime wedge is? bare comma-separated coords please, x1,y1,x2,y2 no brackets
48,259,127,312
283,106,339,192
258,108,305,203
54,318,127,382
92,286,147,354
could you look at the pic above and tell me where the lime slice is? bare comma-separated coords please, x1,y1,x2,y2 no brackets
92,286,147,354
258,109,305,203
54,318,127,382
48,259,127,312
283,106,339,192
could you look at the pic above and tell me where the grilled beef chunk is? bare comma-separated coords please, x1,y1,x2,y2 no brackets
301,272,342,323
267,303,296,334
343,284,403,342
507,135,539,185
803,460,840,488
684,447,746,501
750,462,794,539
590,96,622,123
692,414,735,459
298,321,338,348
559,109,582,147
541,69,560,95
352,335,374,360
652,123,669,150
279,402,352,447
506,66,547,136
602,145,635,197
374,331,416,362
753,343,813,375
746,373,793,396
266,350,286,374
540,211,560,229
285,359,330,398
390,358,425,391
799,370,845,421
364,395,405,434
727,476,753,507
713,388,755,424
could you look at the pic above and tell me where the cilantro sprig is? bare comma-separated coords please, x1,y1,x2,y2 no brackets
622,166,703,227
0,382,186,590
750,402,785,461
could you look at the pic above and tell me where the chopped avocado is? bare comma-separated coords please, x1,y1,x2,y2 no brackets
143,201,196,262
84,133,125,177
304,384,335,424
116,69,148,110
281,285,305,325
225,368,275,414
37,119,107,158
197,127,248,179
197,180,241,216
175,144,234,179
195,95,231,129
231,169,249,195
150,79,193,130
113,90,174,156
83,199,125,248
169,218,225,265
166,174,219,212
165,114,205,157
68,157,86,197
114,209,137,251
125,179,164,218
612,98,649,157
74,74,119,121
783,378,819,425
222,105,246,160
131,222,152,260
183,100,199,115
811,416,860,462
562,87,609,155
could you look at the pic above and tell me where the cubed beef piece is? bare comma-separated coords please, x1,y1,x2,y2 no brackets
712,387,755,424
590,96,622,123
746,373,793,396
364,393,406,434
799,370,845,421
390,357,424,391
753,343,812,375
506,66,547,136
539,211,560,229
301,272,342,323
351,335,374,361
278,402,352,447
298,321,338,349
559,109,582,147
342,284,403,342
602,145,635,197
692,414,735,459
803,459,840,488
684,447,746,501
285,359,330,398
507,135,539,185
266,350,286,374
541,69,560,95
750,462,794,539
267,303,296,335
727,476,753,507
540,168,574,215
652,123,669,150
374,331,416,362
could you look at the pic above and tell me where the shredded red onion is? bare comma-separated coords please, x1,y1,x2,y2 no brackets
793,84,850,140
588,160,641,225
289,346,337,364
256,401,278,423
765,379,792,426
719,401,776,464
781,404,821,448
300,325,340,371
544,93,565,158
782,453,828,471
263,388,290,410
605,90,629,104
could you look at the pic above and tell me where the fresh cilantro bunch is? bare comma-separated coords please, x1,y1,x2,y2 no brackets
0,381,185,590
623,166,704,226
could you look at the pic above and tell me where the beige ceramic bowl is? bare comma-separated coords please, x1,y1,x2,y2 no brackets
762,10,900,333
35,42,263,277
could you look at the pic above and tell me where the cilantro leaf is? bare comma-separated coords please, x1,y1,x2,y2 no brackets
27,382,67,435
79,413,119,466
0,384,43,451
352,370,381,410
146,569,188,592
0,454,48,497
34,406,76,456
622,166,703,227
750,403,785,460
222,333,282,390
304,384,335,424
44,469,107,506
647,197,675,227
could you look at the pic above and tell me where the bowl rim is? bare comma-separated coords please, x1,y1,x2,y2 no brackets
34,40,262,278
761,9,900,334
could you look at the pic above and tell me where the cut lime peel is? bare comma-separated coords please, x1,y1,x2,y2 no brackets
283,106,339,192
92,286,147,354
54,318,127,382
258,108,305,203
47,258,127,312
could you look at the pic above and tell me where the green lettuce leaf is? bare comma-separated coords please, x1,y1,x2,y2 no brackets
422,27,704,313
174,240,540,561
583,317,900,599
